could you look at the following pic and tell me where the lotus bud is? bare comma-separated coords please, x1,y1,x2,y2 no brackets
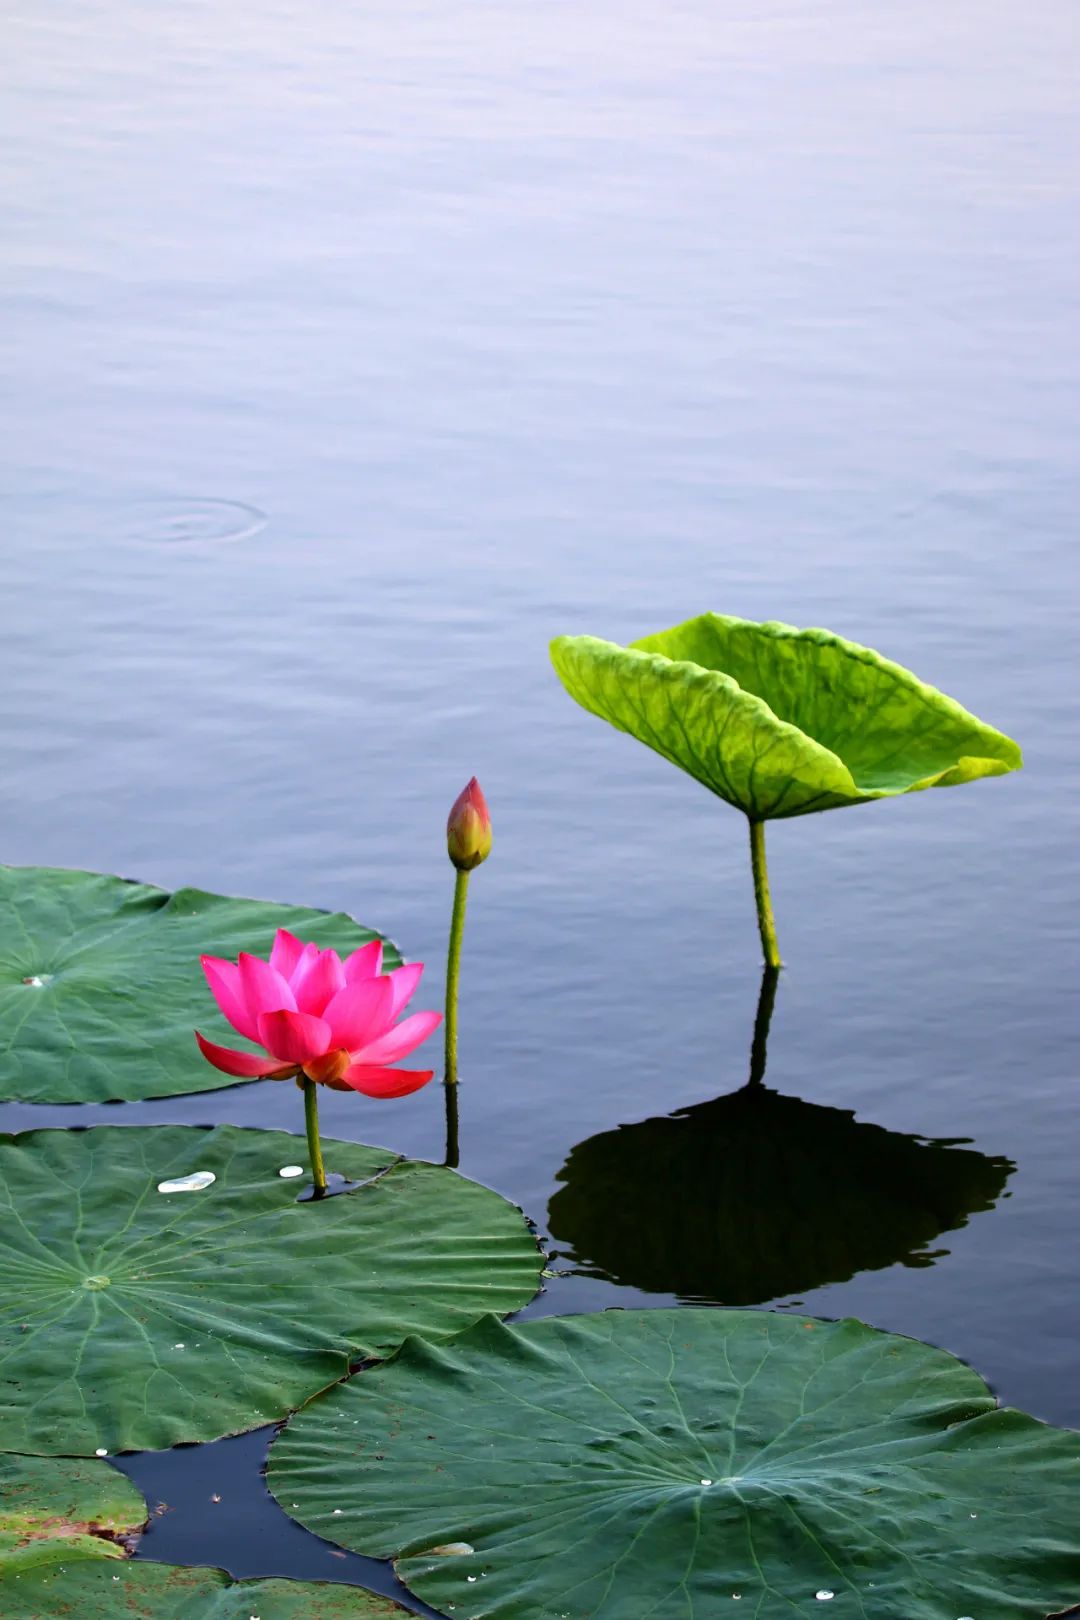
446,778,492,872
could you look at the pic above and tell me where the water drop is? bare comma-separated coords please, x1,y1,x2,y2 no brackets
279,1165,304,1178
816,1595,835,1603
700,1478,713,1486
467,1576,477,1583
157,1171,215,1194
95,1448,108,1457
332,1509,342,1515
21,974,53,987
174,1343,185,1350
969,1512,977,1518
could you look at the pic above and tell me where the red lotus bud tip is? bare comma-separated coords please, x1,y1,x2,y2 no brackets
447,777,492,871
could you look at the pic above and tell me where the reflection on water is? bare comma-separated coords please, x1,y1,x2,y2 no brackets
548,970,1014,1305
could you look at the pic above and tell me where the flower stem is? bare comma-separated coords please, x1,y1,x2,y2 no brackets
748,818,782,970
443,1077,460,1169
302,1077,327,1197
444,867,470,1087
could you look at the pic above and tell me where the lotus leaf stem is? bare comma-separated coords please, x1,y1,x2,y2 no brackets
302,1076,327,1197
748,964,780,1087
444,867,469,1088
748,819,782,970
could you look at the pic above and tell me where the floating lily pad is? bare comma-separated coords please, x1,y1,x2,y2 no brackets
551,616,1022,820
0,866,401,1103
0,1125,542,1455
2,1562,408,1617
269,1308,1080,1619
549,1088,1012,1303
0,1454,145,1572
0,1452,406,1614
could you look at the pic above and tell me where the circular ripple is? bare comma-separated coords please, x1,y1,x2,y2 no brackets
115,496,267,545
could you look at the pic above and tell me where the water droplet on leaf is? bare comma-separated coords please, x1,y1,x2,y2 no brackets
157,1171,215,1193
279,1165,304,1178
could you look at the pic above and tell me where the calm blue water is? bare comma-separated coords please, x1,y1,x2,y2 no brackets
2,1,1078,1608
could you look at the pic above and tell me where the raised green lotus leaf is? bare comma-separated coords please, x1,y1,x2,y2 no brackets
549,1085,1012,1303
0,1454,146,1572
551,615,1021,818
0,865,402,1103
551,616,1022,963
0,1124,542,1455
1,1562,408,1617
269,1308,1080,1620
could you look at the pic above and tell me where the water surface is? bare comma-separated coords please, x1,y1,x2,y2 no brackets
2,0,1078,1606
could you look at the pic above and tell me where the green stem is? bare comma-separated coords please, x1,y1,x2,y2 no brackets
302,1077,327,1196
748,818,782,970
444,867,470,1086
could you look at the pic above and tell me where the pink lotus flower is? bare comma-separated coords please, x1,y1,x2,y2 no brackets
195,930,441,1098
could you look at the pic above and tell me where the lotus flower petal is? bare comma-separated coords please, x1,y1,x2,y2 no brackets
238,952,296,1022
200,955,259,1042
352,1010,442,1067
342,1063,435,1098
385,962,424,1017
291,947,346,1017
323,976,396,1052
194,1031,286,1077
344,940,383,982
270,927,306,981
257,1009,332,1066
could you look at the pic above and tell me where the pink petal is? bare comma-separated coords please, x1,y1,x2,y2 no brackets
341,1063,435,1098
195,1030,282,1077
291,947,346,1017
270,928,305,981
200,956,259,1041
323,976,395,1052
291,941,320,983
352,1010,442,1066
257,1009,332,1065
344,939,383,982
238,952,296,1023
385,962,424,1017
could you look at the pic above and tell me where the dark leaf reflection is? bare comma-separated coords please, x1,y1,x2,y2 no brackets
548,968,1013,1305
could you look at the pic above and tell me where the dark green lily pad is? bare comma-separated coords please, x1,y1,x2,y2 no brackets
549,1086,1013,1303
0,1454,145,1572
269,1308,1080,1620
0,1454,406,1614
551,615,1021,820
0,866,401,1103
2,1563,408,1616
0,1125,542,1455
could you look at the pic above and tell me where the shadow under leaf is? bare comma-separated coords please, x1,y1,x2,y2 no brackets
548,971,1014,1305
